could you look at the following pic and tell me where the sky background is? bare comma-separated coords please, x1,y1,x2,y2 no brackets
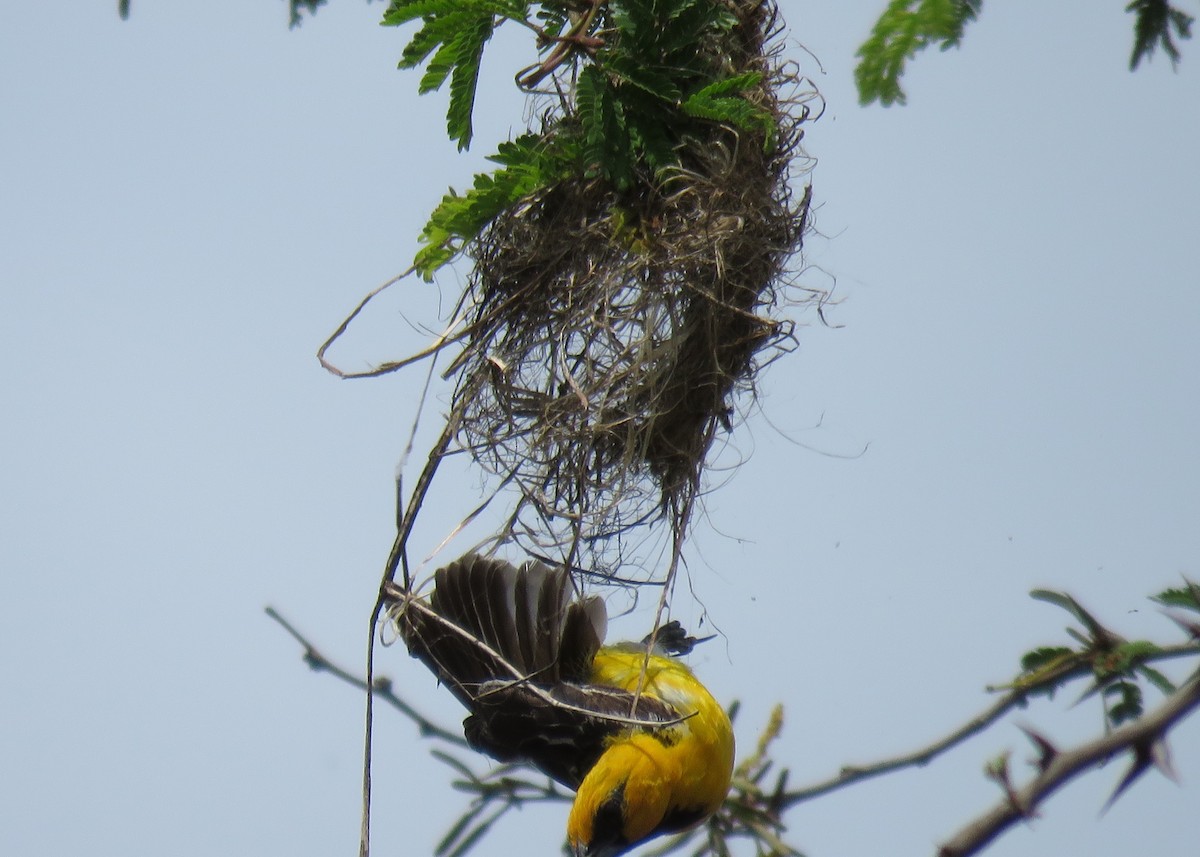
3,2,1198,856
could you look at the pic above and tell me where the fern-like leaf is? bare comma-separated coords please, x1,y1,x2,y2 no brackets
576,66,637,186
383,0,530,149
419,36,463,94
682,72,773,138
414,134,572,276
606,54,684,103
447,14,496,149
289,0,328,28
624,94,677,173
1151,580,1200,613
855,0,983,106
1128,0,1195,69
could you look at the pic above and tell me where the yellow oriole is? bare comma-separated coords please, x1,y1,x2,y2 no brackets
390,554,735,857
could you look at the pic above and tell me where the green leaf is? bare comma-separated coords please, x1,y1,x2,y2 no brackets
419,38,461,93
384,0,526,27
1137,664,1177,695
688,71,764,99
1029,589,1085,619
1030,589,1113,643
1104,680,1144,725
855,0,983,106
414,133,571,276
430,748,482,781
606,55,684,103
447,14,496,149
1019,645,1074,675
1098,639,1163,678
1127,0,1194,70
534,6,569,40
575,66,637,187
626,107,677,172
401,19,459,69
383,0,524,149
442,816,499,857
435,806,481,857
682,73,774,138
383,0,461,27
1114,639,1163,662
1150,580,1200,613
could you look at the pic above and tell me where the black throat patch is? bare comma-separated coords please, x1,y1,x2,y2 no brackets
588,784,629,855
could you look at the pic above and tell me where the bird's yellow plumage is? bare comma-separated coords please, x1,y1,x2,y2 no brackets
391,554,734,857
567,647,735,855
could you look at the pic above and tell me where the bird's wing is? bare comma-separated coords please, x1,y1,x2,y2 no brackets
466,677,681,789
392,553,606,710
391,553,674,788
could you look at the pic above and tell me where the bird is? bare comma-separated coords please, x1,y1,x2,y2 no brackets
387,553,735,857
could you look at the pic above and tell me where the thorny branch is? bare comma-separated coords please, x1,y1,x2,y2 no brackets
938,667,1200,857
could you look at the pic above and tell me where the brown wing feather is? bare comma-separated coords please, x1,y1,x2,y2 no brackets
509,559,541,674
396,553,603,702
392,553,674,789
559,596,607,682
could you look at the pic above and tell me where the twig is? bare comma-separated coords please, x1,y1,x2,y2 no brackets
936,668,1200,857
781,693,1020,806
515,0,606,89
385,403,465,592
265,607,468,748
316,266,474,380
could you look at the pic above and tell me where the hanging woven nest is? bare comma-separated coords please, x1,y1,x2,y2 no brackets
309,0,823,576
430,0,817,568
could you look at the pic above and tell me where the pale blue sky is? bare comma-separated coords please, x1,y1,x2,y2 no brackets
2,3,1198,856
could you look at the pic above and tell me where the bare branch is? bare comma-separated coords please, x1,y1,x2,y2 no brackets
782,692,1018,806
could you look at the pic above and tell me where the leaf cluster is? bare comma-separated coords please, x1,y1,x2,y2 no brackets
1128,0,1195,69
382,0,778,276
413,133,576,274
572,0,769,187
854,0,981,106
287,0,333,27
854,0,1195,106
383,0,532,149
1006,583,1200,729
